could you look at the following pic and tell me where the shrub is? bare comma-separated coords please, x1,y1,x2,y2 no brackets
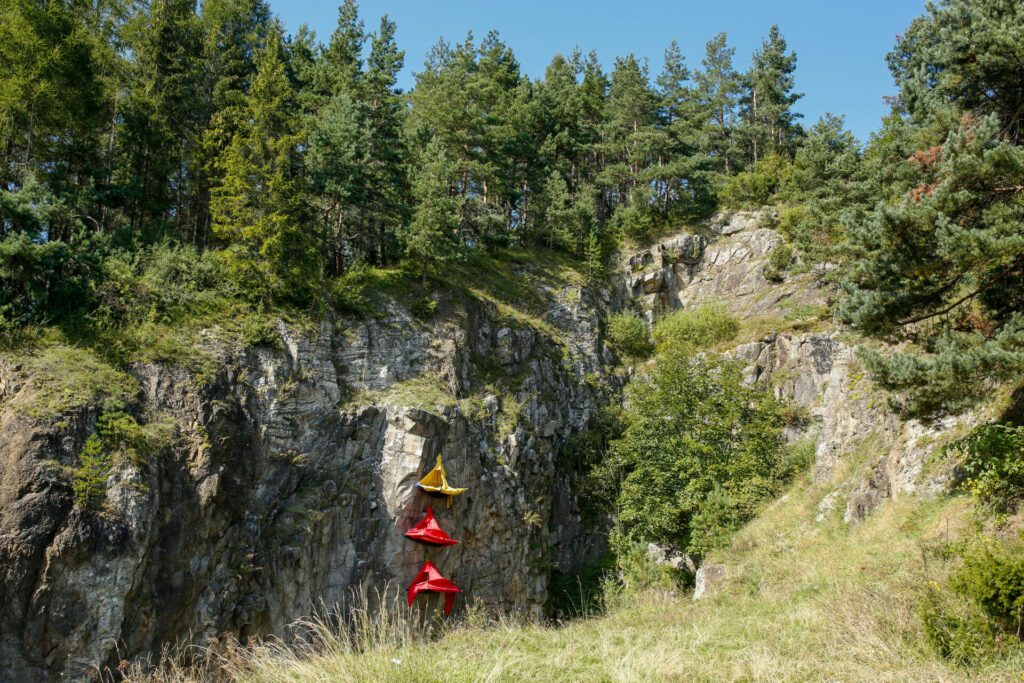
0,230,107,324
71,404,168,510
651,304,739,353
609,199,658,243
241,316,280,347
919,582,999,666
780,437,817,478
546,557,615,619
719,154,791,209
952,423,1024,512
410,296,438,319
72,434,112,509
606,312,652,359
331,273,371,316
139,243,228,320
950,537,1024,635
560,405,625,527
612,539,690,593
763,242,793,282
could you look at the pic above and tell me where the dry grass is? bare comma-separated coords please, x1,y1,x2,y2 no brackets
127,471,1024,683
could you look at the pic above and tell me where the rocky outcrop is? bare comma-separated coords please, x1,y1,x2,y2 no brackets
617,210,978,530
0,284,617,680
619,210,828,324
692,564,726,600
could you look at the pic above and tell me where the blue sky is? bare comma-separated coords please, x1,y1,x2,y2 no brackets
272,0,927,143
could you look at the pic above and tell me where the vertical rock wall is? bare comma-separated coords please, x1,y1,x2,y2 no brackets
0,286,617,681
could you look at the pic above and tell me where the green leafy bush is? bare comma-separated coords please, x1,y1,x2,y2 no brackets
651,304,739,353
952,423,1024,512
331,273,371,316
611,349,786,558
0,231,107,324
763,242,793,282
606,312,652,360
241,316,280,347
921,535,1024,665
559,405,625,527
919,582,999,666
950,537,1024,635
612,538,690,592
410,296,438,319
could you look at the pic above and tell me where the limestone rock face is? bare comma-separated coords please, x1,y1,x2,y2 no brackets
618,209,827,324
0,286,616,681
616,210,980,532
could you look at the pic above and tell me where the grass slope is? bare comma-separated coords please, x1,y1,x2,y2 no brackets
135,471,1023,682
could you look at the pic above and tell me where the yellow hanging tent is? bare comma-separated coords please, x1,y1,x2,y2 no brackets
416,455,467,505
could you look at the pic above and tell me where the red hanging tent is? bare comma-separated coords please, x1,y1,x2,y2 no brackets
405,506,459,546
407,560,461,614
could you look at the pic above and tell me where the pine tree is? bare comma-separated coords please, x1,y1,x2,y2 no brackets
599,54,658,209
121,0,204,238
653,40,712,218
0,0,124,239
840,1,1024,416
739,25,803,162
362,15,410,263
841,114,1024,416
194,0,271,246
406,139,461,285
316,0,364,101
694,33,742,174
210,24,315,302
578,50,608,205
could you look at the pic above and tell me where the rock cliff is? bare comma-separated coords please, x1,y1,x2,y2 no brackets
0,279,617,680
618,209,978,537
0,209,983,679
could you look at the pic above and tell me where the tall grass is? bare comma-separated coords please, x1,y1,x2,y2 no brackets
127,474,1024,682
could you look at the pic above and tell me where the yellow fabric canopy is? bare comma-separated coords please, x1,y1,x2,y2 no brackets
416,455,467,505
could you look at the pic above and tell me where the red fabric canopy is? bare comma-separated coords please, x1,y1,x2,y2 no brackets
405,506,459,546
407,560,461,614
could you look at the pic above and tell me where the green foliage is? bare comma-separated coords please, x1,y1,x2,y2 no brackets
14,347,139,420
775,114,864,264
651,304,739,353
72,405,170,510
545,556,616,620
780,437,816,477
950,537,1024,636
922,529,1024,666
72,434,112,510
559,405,625,528
612,539,690,592
693,33,743,174
719,154,790,208
405,139,462,282
763,242,793,282
410,296,438,320
919,582,999,666
605,312,652,360
839,0,1024,417
738,25,803,162
951,423,1024,512
611,347,787,557
241,316,280,347
209,26,318,305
